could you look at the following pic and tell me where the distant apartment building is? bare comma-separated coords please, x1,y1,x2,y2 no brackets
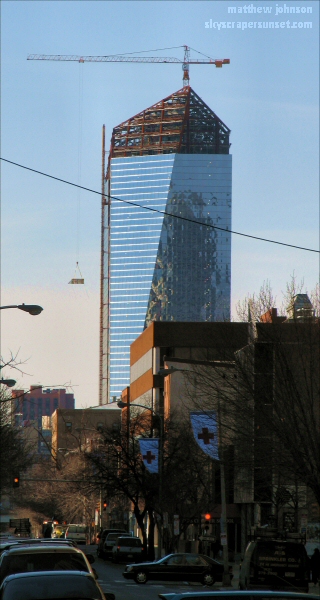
11,386,75,455
51,406,121,458
11,386,75,426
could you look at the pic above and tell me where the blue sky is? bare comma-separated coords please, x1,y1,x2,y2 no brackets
1,0,319,408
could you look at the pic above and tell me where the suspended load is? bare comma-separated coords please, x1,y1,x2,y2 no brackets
69,262,84,284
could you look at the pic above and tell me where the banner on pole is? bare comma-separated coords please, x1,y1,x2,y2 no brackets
190,411,219,460
139,438,159,473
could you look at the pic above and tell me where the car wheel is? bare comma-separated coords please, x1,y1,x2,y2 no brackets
202,572,215,586
134,570,148,584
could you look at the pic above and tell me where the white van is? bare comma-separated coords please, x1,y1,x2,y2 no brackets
65,524,88,545
239,538,309,592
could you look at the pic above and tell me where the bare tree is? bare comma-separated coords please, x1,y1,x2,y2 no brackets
235,279,276,322
180,318,320,513
82,410,218,557
235,273,318,321
0,388,36,493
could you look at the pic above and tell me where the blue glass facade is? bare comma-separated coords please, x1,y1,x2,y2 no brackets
107,153,231,399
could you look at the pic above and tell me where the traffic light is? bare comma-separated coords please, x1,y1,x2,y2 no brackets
13,476,20,488
103,500,108,511
203,513,211,531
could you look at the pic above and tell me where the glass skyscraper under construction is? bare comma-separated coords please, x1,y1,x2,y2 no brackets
100,86,232,403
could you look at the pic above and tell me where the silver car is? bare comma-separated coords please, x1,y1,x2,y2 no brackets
112,536,145,563
64,524,88,545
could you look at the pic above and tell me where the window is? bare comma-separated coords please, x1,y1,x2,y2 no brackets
167,555,184,565
65,422,72,432
186,554,206,566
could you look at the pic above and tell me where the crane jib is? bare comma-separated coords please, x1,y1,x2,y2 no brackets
27,54,230,66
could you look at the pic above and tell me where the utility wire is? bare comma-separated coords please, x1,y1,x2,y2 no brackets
1,157,319,254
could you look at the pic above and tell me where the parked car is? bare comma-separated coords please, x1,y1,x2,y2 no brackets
0,544,96,584
0,570,113,600
112,536,145,563
239,539,310,592
158,592,320,600
65,524,88,544
123,552,232,584
97,528,127,558
104,532,132,559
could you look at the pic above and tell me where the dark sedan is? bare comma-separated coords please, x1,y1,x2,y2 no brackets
123,553,232,585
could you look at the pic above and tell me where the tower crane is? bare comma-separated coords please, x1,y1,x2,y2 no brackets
27,45,230,406
27,45,230,86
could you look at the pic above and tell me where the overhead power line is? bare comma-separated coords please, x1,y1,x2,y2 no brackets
1,157,319,254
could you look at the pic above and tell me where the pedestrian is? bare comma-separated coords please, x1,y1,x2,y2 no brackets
310,548,320,584
212,540,220,559
44,524,52,538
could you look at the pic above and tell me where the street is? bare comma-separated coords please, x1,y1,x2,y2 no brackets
84,544,236,600
83,545,320,600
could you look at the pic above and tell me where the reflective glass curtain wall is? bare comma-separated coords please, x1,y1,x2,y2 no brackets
108,153,231,399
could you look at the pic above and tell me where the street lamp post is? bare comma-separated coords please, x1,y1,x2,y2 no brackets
117,400,164,559
0,304,43,315
0,377,16,387
1,304,43,388
159,361,232,586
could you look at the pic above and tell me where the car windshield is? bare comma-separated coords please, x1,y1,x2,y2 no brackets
157,554,176,564
200,554,222,565
2,573,103,599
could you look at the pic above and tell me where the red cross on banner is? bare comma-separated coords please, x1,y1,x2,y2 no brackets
139,438,159,473
198,427,214,444
190,411,219,460
143,450,156,464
